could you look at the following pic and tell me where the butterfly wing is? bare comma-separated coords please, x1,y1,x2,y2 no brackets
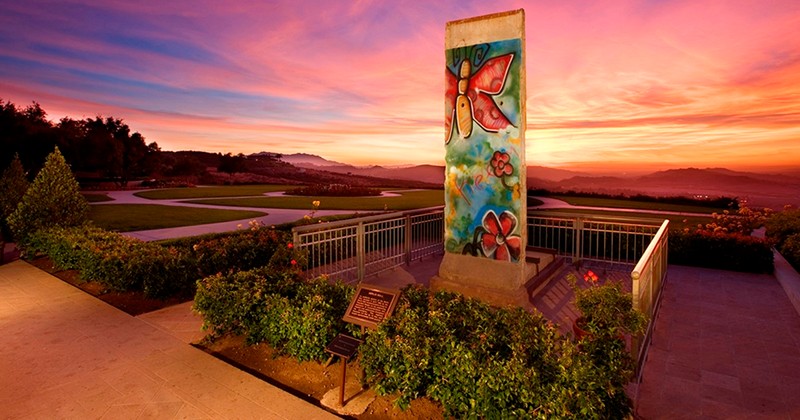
468,54,514,132
444,68,458,143
471,92,513,132
470,54,513,95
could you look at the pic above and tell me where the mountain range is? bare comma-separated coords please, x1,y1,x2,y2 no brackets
275,153,800,209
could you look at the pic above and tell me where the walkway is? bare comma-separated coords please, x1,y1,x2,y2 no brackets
636,265,800,418
0,260,339,419
93,189,353,241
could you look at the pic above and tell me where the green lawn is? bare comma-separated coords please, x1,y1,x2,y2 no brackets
549,195,722,214
185,189,445,211
82,192,114,203
134,185,294,200
88,204,266,232
530,208,711,231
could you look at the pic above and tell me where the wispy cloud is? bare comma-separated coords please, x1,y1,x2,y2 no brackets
1,0,799,170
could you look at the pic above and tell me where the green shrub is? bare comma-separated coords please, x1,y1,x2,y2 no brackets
766,208,800,249
779,233,800,272
9,147,88,243
669,230,773,273
0,154,29,240
25,225,193,298
194,277,641,417
286,184,381,197
359,285,637,418
159,224,292,277
193,268,354,361
764,208,800,272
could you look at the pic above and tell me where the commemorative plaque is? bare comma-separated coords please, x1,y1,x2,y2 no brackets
342,284,399,329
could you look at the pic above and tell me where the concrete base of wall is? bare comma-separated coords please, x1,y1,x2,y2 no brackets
774,249,800,317
431,252,539,308
430,274,533,309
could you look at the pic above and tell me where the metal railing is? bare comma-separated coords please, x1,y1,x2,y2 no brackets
527,211,665,263
292,206,444,283
631,219,670,377
528,211,669,376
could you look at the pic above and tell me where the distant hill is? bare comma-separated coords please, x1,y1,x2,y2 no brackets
210,152,800,208
550,167,800,209
276,153,346,167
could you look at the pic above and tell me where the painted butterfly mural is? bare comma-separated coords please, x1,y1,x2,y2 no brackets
445,53,514,142
444,39,523,262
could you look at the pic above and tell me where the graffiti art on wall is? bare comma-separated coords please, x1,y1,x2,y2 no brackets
444,38,523,262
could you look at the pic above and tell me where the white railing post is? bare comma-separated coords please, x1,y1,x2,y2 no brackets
405,214,412,265
356,222,365,282
574,217,584,262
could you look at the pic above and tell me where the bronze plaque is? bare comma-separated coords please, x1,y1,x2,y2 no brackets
325,334,362,360
342,284,399,329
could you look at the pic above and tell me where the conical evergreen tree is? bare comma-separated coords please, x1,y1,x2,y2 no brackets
8,147,88,242
0,154,29,239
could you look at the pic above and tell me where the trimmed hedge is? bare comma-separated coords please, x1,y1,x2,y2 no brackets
23,223,298,299
668,230,773,273
158,226,295,278
25,225,193,298
193,268,355,361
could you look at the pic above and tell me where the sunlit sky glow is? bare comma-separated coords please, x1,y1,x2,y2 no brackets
2,0,799,172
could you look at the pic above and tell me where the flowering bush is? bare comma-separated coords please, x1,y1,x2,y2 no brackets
669,230,773,273
569,271,646,338
669,203,775,273
691,204,772,236
188,225,289,277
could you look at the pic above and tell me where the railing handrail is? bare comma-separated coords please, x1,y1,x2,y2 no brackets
631,219,670,280
291,205,445,235
528,210,666,226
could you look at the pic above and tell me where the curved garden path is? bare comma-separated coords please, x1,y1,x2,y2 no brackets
92,189,353,241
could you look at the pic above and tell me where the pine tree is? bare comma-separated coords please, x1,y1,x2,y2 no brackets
0,154,29,239
8,147,88,242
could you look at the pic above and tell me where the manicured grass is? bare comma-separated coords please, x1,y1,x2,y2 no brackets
530,208,711,231
88,204,266,232
550,195,722,214
82,192,114,203
134,185,294,200
185,189,445,211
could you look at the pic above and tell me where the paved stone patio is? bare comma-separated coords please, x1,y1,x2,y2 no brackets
0,260,339,419
636,265,800,419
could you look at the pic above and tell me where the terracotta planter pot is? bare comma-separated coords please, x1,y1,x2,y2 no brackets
573,316,590,341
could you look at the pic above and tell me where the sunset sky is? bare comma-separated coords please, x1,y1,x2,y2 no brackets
1,0,799,173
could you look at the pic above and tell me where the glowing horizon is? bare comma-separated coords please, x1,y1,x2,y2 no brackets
1,1,799,172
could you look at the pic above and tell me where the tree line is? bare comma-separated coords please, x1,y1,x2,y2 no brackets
1,99,254,186
1,99,160,187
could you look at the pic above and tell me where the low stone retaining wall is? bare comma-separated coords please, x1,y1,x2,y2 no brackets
774,248,800,317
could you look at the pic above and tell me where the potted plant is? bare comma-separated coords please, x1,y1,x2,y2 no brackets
569,270,647,341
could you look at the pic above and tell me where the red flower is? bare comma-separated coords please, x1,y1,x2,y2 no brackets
480,210,522,261
290,259,297,265
584,270,599,285
287,243,294,249
490,151,513,178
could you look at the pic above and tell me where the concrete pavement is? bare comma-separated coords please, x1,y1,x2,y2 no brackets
0,260,340,419
636,265,800,419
